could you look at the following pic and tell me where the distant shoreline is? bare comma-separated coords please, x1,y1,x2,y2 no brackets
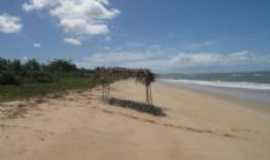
158,79,270,113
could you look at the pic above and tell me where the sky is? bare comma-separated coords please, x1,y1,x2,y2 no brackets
0,0,270,73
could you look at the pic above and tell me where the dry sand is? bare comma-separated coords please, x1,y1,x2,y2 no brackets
1,80,270,160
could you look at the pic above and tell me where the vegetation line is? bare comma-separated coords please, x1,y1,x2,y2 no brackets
0,58,101,102
0,57,156,103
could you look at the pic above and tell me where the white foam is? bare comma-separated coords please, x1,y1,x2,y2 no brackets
160,79,270,91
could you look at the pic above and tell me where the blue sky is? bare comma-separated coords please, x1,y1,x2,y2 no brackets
0,0,270,73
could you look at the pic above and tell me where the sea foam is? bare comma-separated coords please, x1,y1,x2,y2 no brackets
161,79,270,91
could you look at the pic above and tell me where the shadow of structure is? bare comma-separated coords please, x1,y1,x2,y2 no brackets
105,97,166,117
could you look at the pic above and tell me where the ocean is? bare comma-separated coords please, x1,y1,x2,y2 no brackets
159,71,270,106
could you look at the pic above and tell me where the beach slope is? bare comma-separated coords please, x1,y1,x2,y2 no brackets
1,80,270,160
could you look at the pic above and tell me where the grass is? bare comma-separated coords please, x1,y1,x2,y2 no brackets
0,75,101,102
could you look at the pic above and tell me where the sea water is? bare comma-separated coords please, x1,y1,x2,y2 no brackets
159,71,270,105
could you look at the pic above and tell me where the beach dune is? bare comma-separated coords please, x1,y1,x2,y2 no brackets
1,80,270,160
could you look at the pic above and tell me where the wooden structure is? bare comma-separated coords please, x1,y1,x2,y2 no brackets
96,67,156,104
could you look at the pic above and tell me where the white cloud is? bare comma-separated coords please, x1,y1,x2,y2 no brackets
170,50,258,66
76,49,270,73
33,43,41,48
22,0,55,11
64,37,81,46
0,13,22,33
76,50,167,70
23,0,120,44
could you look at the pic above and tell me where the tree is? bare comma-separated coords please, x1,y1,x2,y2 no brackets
9,59,22,73
47,59,77,72
24,59,41,72
0,57,8,72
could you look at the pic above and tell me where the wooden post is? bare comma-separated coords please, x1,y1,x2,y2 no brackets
145,85,153,105
97,68,155,104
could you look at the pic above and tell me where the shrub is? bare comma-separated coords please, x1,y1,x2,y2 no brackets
0,72,20,85
8,59,23,73
0,57,8,72
25,71,54,83
24,59,41,72
47,59,77,72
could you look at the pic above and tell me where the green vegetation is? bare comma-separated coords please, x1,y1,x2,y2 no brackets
0,57,101,102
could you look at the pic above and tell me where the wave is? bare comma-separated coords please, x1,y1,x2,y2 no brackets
160,79,270,91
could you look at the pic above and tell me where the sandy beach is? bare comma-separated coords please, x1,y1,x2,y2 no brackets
1,80,270,160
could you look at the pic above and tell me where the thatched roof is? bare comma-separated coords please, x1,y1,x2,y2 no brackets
95,67,156,86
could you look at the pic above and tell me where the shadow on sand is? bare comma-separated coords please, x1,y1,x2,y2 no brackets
105,97,166,117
